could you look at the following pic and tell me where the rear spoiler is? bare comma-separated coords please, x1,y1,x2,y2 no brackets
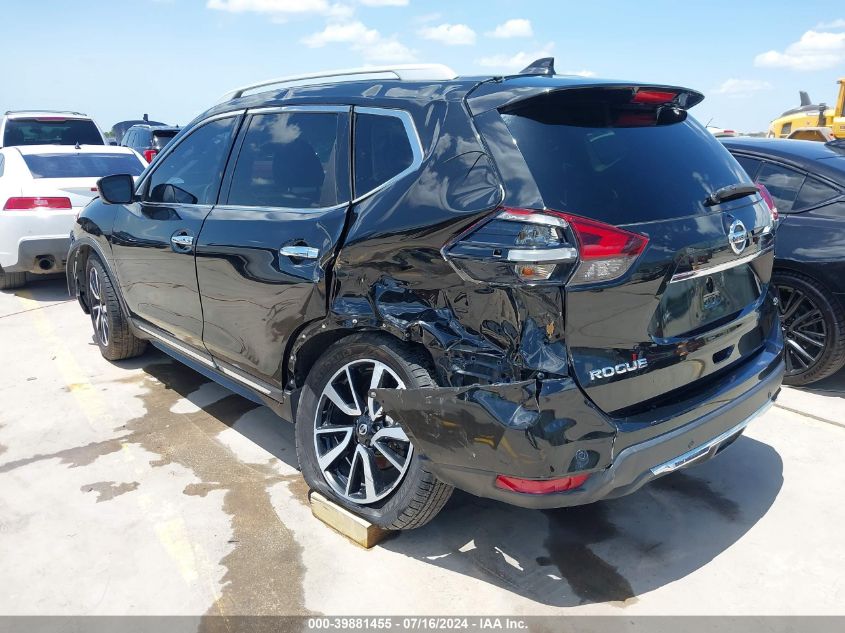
465,78,705,116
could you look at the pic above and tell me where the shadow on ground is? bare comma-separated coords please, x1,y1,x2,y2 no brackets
121,346,784,610
1,275,69,302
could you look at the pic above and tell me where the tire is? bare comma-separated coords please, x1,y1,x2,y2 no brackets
86,257,147,361
0,272,27,290
295,333,453,530
774,270,845,386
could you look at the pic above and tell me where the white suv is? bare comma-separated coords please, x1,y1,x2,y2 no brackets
1,110,106,148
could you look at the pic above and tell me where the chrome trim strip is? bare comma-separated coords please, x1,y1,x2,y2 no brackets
650,400,773,476
670,247,773,284
219,366,273,395
506,246,578,262
137,324,215,368
247,105,351,115
351,106,424,203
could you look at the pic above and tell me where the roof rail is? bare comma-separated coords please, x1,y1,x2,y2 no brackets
4,110,88,116
218,64,457,103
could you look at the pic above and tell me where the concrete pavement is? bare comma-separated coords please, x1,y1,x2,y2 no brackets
1,277,844,617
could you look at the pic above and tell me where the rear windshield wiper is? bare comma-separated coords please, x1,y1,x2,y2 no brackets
704,183,759,207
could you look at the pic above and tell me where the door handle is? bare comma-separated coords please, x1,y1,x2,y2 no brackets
171,234,194,249
280,245,319,260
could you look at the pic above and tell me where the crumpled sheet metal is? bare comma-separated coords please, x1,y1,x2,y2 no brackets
375,378,615,479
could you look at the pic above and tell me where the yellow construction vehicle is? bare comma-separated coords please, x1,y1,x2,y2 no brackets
768,79,845,141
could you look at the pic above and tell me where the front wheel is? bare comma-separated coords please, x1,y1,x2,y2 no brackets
295,334,453,530
86,258,147,361
775,271,845,386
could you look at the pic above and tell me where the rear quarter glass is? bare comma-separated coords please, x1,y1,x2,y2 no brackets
500,98,750,225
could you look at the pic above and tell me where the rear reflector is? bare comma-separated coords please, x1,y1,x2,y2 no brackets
632,89,677,104
495,474,590,494
3,196,72,210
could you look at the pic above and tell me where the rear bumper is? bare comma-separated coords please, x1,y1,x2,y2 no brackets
1,236,70,274
376,326,783,509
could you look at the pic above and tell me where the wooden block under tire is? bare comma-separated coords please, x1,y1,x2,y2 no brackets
309,490,390,548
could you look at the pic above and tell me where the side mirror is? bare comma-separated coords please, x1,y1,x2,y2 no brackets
97,174,135,205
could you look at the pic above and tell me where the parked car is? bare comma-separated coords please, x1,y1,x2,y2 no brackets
110,116,166,148
723,137,845,385
67,60,784,529
0,145,145,289
1,111,105,148
120,124,180,163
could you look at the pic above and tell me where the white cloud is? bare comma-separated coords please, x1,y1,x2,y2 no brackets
413,12,441,23
303,20,415,62
814,18,845,29
487,18,533,39
712,78,773,97
418,23,476,46
359,0,408,5
208,0,331,14
303,20,379,46
477,44,555,70
563,69,595,77
754,29,845,70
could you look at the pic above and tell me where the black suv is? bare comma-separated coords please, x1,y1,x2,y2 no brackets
68,60,784,529
120,123,180,163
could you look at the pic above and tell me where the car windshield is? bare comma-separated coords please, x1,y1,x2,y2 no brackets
4,118,103,146
22,152,145,178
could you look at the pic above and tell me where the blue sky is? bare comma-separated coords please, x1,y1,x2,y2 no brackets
2,0,843,133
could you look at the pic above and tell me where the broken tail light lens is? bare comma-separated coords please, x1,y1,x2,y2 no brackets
443,207,648,286
443,207,578,285
3,197,72,211
495,473,590,494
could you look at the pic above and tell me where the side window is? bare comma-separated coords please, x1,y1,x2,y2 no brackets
227,111,347,209
756,162,805,214
733,155,762,180
354,111,415,195
794,176,840,210
0,154,5,177
144,117,237,206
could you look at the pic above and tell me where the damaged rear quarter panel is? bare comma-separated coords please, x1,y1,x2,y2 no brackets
323,99,572,387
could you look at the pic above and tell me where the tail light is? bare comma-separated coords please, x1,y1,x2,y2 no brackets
495,473,590,494
4,197,72,211
143,149,158,163
443,207,648,286
631,89,677,104
757,183,779,224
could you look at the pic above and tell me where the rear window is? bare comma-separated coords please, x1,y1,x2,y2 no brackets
22,153,145,179
500,91,750,224
152,130,178,150
354,112,414,195
4,118,103,146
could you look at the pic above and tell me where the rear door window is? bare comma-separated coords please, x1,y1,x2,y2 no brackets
3,118,103,146
733,155,763,180
144,117,238,205
497,90,751,224
226,111,348,209
22,152,145,178
756,162,805,213
354,110,415,196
